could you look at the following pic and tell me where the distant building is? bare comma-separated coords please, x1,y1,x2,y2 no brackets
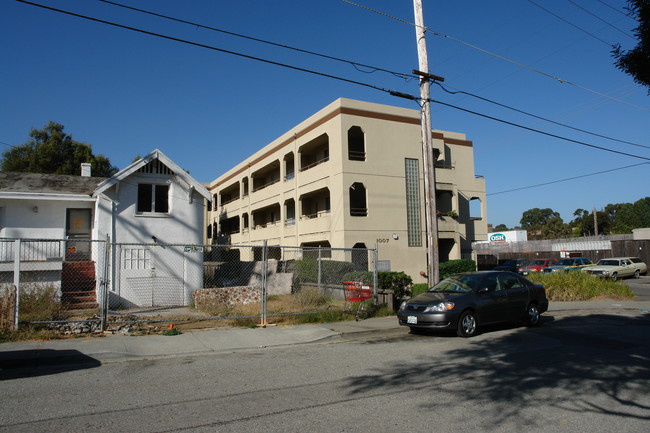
206,98,488,281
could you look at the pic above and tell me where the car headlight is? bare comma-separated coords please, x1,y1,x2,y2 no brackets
602,270,609,276
399,301,408,310
424,302,455,313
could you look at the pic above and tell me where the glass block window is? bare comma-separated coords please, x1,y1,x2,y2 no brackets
123,248,151,270
405,158,422,247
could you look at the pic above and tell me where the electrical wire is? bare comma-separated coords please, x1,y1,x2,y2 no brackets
16,0,650,163
528,0,614,46
566,0,634,40
596,0,635,19
488,162,649,195
339,0,650,113
27,0,650,153
15,0,393,96
431,81,650,150
426,98,650,161
0,141,17,149
96,0,415,81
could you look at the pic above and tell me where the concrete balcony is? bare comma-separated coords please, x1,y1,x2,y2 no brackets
298,211,331,236
250,221,282,241
437,216,459,234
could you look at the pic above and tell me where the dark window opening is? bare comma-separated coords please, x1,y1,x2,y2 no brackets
349,183,367,217
348,126,366,161
137,184,169,214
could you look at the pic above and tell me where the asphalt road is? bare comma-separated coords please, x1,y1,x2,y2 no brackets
1,308,649,432
624,275,650,301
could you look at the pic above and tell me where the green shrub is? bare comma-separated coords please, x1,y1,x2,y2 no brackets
440,259,476,279
293,259,356,285
411,283,429,297
526,271,635,301
341,271,373,284
378,271,413,299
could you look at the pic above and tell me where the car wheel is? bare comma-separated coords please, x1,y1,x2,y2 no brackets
611,272,618,281
634,269,640,279
525,303,540,327
457,310,478,338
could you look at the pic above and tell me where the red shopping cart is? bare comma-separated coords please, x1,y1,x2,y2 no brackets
343,281,373,321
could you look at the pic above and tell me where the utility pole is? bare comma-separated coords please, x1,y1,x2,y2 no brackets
413,0,439,285
593,207,598,236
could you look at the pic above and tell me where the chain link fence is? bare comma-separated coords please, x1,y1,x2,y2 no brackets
0,239,108,332
0,239,378,332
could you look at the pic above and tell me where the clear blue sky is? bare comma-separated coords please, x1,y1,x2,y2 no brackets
2,0,648,229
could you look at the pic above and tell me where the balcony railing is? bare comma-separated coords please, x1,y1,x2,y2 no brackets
254,220,281,229
299,156,329,172
300,209,331,220
220,195,240,206
252,178,280,192
348,150,366,161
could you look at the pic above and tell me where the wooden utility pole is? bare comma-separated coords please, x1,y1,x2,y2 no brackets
593,207,599,236
413,0,439,285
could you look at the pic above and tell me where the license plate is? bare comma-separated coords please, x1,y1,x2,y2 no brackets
407,316,417,324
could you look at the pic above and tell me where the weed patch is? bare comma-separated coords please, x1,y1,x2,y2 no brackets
526,271,635,301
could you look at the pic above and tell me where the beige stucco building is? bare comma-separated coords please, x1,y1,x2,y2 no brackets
206,98,488,282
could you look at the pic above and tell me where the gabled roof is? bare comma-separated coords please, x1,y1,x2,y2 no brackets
0,172,106,196
94,149,211,200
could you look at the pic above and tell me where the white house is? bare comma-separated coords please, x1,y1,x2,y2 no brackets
0,149,211,308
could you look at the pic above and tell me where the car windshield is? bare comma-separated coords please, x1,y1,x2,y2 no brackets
556,259,574,265
501,260,516,266
529,260,546,266
597,260,620,266
428,275,476,293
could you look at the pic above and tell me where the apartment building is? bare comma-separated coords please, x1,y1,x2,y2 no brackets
206,98,488,281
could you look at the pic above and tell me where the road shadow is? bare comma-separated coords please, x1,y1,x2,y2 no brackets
0,349,101,380
345,312,650,427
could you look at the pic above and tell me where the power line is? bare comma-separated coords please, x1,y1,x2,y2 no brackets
431,81,650,150
0,141,17,149
17,0,650,163
566,0,634,40
96,0,415,81
528,0,614,46
596,0,635,19
339,0,650,113
16,0,393,96
34,0,650,152
427,98,650,161
488,162,649,195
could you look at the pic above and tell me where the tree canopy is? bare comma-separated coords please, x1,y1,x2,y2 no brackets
1,121,118,177
612,0,650,91
512,198,650,240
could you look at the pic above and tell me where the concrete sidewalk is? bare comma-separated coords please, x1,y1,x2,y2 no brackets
1,300,649,369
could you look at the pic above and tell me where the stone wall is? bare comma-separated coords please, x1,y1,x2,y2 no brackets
192,286,261,309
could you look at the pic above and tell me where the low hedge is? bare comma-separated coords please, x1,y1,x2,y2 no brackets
440,259,476,279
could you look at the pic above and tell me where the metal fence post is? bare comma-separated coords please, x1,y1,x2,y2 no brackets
373,245,379,307
260,240,268,327
100,238,111,331
13,239,20,330
317,247,322,292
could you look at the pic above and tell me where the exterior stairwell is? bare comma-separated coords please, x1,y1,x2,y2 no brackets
61,261,98,309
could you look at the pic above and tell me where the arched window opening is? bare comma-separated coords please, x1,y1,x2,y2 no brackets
348,126,366,161
349,183,367,217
